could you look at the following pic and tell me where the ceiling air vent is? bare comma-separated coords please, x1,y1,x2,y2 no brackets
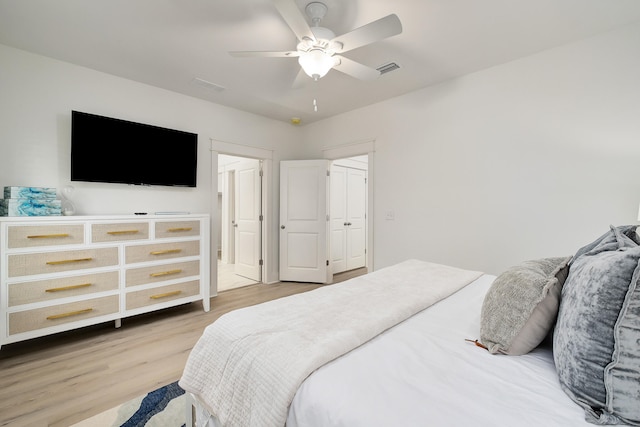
376,62,400,75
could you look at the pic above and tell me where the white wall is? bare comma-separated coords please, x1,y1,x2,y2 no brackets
4,21,640,280
0,44,300,284
0,44,299,214
302,23,640,275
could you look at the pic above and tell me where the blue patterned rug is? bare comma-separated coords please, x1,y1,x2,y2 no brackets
72,381,186,427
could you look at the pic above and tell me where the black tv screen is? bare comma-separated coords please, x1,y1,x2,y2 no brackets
71,111,198,187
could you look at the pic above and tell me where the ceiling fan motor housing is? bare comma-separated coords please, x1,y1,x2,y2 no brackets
299,26,337,51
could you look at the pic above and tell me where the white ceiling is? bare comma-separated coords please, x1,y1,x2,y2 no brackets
2,0,640,125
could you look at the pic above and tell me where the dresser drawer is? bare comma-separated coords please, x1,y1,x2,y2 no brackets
8,295,119,335
92,222,149,243
126,280,199,310
8,247,119,278
7,224,84,249
155,220,200,239
8,271,119,307
125,240,199,264
125,260,200,287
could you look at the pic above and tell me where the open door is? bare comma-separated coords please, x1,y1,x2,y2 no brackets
234,159,262,281
330,166,347,273
345,167,367,270
279,160,331,283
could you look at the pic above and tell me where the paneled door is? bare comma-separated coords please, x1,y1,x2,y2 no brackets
330,166,347,273
279,160,331,283
331,165,367,274
234,159,261,281
345,167,367,270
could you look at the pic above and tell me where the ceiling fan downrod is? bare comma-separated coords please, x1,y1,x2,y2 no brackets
305,2,328,28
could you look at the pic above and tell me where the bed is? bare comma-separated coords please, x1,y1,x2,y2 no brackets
180,225,640,427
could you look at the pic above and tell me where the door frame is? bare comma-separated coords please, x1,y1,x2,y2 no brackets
210,139,274,296
322,139,375,272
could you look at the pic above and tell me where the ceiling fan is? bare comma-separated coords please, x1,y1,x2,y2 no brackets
229,0,402,82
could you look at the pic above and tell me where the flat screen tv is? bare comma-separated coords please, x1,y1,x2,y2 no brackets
71,110,198,187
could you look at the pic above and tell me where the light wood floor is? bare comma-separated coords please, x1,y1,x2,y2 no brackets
0,268,366,427
217,260,259,292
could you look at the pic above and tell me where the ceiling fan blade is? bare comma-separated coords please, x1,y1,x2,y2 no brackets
331,14,402,53
229,50,300,58
291,68,309,89
333,55,380,80
272,0,316,42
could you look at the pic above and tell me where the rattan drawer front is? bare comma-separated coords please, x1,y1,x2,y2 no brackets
155,220,200,239
8,224,84,249
8,295,119,335
8,247,119,278
8,271,119,307
125,240,199,264
126,280,199,310
125,260,200,287
92,222,149,243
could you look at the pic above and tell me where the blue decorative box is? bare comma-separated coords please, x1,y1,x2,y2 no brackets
0,198,62,216
4,186,57,199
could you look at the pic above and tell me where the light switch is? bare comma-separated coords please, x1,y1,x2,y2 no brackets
385,210,395,220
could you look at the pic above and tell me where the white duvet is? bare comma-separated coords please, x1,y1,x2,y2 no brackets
287,274,590,427
179,260,483,427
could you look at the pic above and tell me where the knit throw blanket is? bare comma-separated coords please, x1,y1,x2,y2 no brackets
179,259,483,427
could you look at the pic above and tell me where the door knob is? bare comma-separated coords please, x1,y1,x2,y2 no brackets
281,225,286,229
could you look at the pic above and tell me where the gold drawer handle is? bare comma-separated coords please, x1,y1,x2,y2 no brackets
107,230,140,235
167,227,192,232
150,249,182,255
150,269,182,277
27,233,70,239
46,283,92,292
47,257,93,265
47,308,93,320
150,290,182,300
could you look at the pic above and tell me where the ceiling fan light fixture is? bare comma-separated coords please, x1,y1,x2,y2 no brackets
298,49,335,80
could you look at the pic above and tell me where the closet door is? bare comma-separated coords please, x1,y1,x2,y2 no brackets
331,165,367,274
330,166,347,273
345,168,367,271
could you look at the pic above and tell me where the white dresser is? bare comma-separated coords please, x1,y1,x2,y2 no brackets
0,214,210,349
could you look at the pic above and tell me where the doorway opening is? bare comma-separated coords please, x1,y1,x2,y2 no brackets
217,154,262,292
323,139,375,277
278,141,374,285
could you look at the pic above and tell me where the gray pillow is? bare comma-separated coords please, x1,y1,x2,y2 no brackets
480,256,571,355
569,224,640,264
554,225,640,425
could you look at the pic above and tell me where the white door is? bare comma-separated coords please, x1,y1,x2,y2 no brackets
330,166,347,273
234,159,261,281
346,168,367,270
279,160,331,283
